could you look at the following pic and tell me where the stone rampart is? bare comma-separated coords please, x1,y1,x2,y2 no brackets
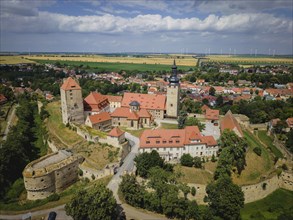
23,150,82,200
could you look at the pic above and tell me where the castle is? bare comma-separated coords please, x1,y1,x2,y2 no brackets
23,150,82,200
60,60,181,129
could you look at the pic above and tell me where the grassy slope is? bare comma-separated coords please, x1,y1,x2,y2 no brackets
175,165,213,185
241,189,293,220
30,59,193,72
257,131,283,158
232,130,274,185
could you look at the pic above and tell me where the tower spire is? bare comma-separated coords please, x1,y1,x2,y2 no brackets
169,59,179,85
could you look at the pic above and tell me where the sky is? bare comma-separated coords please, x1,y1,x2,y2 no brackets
1,0,292,54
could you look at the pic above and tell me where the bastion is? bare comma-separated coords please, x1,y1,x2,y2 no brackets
23,150,83,200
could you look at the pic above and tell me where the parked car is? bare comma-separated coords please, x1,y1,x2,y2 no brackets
47,211,57,220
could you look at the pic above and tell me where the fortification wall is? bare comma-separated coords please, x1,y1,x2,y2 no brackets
23,151,81,200
185,171,293,205
55,159,79,192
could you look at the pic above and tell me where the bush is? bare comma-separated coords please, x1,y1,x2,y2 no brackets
4,178,25,202
253,147,262,156
194,157,202,168
91,174,96,180
211,154,217,162
78,169,83,176
191,187,196,196
262,183,267,190
180,154,194,167
281,164,288,171
48,193,60,202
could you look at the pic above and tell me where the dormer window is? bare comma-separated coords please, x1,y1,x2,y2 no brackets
156,140,160,144
146,141,150,144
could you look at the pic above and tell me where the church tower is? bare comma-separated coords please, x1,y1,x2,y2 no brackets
166,60,180,118
60,77,84,125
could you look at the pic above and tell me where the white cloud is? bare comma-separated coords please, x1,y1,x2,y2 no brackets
2,11,291,36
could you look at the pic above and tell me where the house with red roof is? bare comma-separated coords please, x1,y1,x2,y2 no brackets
111,100,152,129
220,110,243,137
84,92,110,115
104,95,122,112
139,126,218,161
205,108,220,124
85,112,112,131
107,127,126,147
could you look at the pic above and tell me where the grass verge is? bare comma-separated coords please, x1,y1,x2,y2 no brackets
160,123,178,129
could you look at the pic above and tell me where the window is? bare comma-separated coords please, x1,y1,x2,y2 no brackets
163,140,166,143
176,140,180,143
146,141,150,144
156,140,160,144
170,104,173,107
169,140,173,143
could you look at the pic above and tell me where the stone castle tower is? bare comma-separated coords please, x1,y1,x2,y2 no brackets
60,77,84,124
166,60,180,118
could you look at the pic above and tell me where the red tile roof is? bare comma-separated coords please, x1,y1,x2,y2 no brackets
205,109,219,120
111,107,151,120
220,110,243,137
84,92,109,112
88,112,111,124
121,92,166,110
104,95,122,102
108,127,125,137
61,77,81,90
140,126,217,148
201,104,210,113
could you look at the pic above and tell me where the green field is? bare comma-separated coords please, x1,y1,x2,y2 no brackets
30,59,193,72
241,189,293,220
257,131,283,158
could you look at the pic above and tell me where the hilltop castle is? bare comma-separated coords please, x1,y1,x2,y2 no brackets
60,60,181,129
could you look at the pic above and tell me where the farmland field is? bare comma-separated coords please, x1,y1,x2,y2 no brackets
0,56,36,64
29,59,194,72
206,55,293,65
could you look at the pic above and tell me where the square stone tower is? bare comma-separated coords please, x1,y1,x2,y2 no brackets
166,60,180,118
60,77,84,124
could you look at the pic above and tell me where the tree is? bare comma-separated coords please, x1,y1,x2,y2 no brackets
253,147,262,156
216,95,223,107
193,157,202,168
273,121,287,134
191,186,196,196
209,87,216,96
134,150,164,178
177,110,187,129
285,130,293,153
180,154,193,167
65,183,119,220
206,176,244,220
185,117,206,131
120,174,145,207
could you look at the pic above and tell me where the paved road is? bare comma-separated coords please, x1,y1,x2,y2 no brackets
2,104,17,141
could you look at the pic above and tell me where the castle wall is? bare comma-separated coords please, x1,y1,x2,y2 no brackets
55,160,79,192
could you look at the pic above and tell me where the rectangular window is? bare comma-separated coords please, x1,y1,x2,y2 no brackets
146,141,150,144
156,141,160,144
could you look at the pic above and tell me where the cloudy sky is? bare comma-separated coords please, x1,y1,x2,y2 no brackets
1,0,292,54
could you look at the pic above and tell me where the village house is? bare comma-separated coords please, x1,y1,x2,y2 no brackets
139,126,218,161
85,112,112,131
107,127,126,147
104,95,122,112
83,92,110,116
205,108,220,124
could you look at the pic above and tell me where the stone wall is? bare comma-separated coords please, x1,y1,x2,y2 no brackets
187,171,293,205
23,151,81,200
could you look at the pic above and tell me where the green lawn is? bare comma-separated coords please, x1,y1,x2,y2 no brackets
241,189,293,220
160,123,178,129
119,127,149,138
31,59,193,72
257,131,283,158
